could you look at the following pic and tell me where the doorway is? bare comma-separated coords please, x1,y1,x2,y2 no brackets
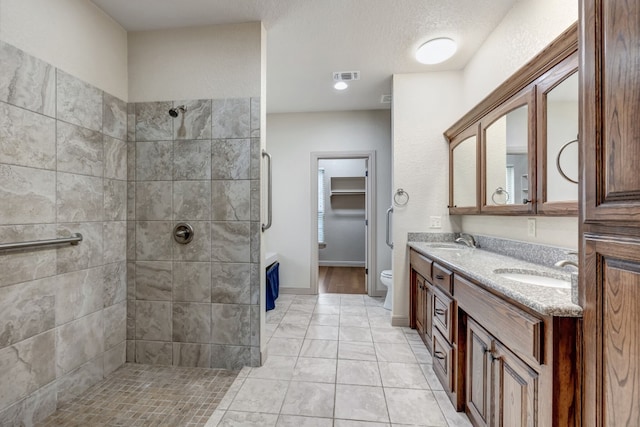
310,151,377,296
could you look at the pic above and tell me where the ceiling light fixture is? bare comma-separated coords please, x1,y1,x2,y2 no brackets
415,38,457,65
334,81,349,91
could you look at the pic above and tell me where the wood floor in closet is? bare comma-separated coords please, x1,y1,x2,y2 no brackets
318,266,366,294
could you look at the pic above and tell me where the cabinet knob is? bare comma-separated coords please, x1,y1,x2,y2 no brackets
435,274,444,280
434,351,446,360
435,308,446,316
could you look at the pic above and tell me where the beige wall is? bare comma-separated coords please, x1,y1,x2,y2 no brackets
128,23,262,102
0,0,128,100
391,72,464,325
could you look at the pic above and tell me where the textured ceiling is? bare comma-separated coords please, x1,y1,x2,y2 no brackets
91,0,519,113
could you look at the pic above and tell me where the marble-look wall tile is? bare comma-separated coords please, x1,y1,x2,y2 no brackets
103,261,127,307
126,340,135,363
56,222,103,274
173,262,211,302
211,263,251,304
103,93,127,141
55,267,104,326
0,165,56,224
174,140,211,180
0,102,56,169
104,341,126,376
103,221,127,264
173,221,211,262
0,41,55,117
135,341,172,365
136,140,173,181
127,104,136,142
250,97,260,138
135,301,171,341
211,304,250,345
56,310,104,375
212,98,250,139
250,305,260,347
250,138,261,180
173,99,212,140
250,180,260,222
104,179,127,221
250,222,260,264
104,136,127,180
126,303,135,341
210,344,251,370
56,122,103,176
126,262,136,300
136,181,172,220
0,279,55,349
250,263,260,305
211,180,250,221
211,139,251,180
56,356,103,406
127,222,136,261
104,300,126,350
172,302,211,343
211,222,250,262
56,172,103,222
135,102,172,141
127,141,136,181
173,181,211,220
0,225,56,287
0,380,56,427
135,221,173,261
56,70,102,132
172,343,210,368
0,331,56,410
127,182,136,220
135,261,172,301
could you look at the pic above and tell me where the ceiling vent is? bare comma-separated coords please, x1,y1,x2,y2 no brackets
333,71,360,81
380,94,392,104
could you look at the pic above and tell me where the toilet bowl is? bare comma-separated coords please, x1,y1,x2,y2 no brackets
380,270,393,310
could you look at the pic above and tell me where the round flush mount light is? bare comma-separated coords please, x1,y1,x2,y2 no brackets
416,38,457,65
334,81,349,91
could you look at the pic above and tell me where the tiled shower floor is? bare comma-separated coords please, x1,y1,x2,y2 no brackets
38,364,237,426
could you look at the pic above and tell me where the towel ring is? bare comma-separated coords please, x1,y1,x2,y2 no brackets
491,187,509,205
556,137,579,184
393,188,409,206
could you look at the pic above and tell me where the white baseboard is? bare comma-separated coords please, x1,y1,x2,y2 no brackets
318,261,366,267
391,315,409,327
279,287,316,295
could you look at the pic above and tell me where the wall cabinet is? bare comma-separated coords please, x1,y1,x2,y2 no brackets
445,23,578,216
409,248,579,426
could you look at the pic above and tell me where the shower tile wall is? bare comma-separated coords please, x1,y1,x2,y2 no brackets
127,97,261,370
0,41,127,425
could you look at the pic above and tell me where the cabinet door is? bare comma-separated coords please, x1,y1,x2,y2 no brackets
582,0,640,222
491,341,538,427
467,318,492,427
583,236,640,426
425,282,434,346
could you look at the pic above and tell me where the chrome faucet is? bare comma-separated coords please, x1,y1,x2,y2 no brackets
555,259,579,269
455,233,476,248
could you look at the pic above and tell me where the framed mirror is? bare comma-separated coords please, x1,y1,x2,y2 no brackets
536,52,579,215
481,90,535,214
449,124,480,213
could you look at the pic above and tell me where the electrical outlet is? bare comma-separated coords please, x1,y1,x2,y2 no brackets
430,216,442,229
527,218,536,237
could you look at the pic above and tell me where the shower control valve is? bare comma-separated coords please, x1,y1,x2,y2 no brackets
173,223,194,244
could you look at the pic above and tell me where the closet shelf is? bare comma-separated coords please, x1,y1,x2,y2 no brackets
330,176,365,196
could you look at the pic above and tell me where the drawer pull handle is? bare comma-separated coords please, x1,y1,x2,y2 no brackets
435,274,445,280
435,308,446,316
434,351,446,360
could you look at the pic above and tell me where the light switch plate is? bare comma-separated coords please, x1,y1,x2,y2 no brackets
527,218,536,237
430,216,442,229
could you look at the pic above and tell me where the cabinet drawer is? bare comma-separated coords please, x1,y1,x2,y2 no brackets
455,275,544,366
410,250,432,281
432,329,455,393
433,285,455,343
432,263,453,294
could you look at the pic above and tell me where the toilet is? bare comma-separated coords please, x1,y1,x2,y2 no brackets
380,270,393,310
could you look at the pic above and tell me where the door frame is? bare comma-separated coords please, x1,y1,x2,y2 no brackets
310,151,378,296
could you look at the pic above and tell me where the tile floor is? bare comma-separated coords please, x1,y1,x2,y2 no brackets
207,293,472,427
39,364,237,426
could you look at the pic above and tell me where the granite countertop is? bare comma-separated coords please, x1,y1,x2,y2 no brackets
408,242,583,317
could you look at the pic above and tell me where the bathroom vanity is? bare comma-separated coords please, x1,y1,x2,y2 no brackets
409,243,581,427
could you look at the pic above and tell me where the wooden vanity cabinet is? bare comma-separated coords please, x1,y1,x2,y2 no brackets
410,250,433,347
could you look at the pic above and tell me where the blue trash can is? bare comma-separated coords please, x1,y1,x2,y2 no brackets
266,262,280,311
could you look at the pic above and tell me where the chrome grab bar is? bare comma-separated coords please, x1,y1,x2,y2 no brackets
0,233,83,251
261,150,272,232
386,206,394,249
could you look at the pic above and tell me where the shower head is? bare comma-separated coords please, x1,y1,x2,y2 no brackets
169,105,187,117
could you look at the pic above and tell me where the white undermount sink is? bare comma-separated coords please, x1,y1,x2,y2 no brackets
494,269,571,289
